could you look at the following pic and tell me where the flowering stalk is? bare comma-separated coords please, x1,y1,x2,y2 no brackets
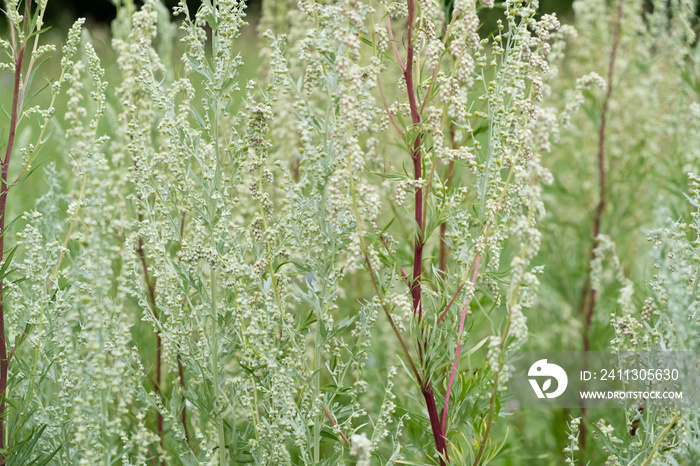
0,0,69,458
0,0,34,455
374,1,560,463
441,256,480,436
563,417,581,465
398,0,448,460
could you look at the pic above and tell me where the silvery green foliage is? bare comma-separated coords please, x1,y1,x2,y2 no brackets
113,0,561,462
119,0,384,462
650,175,700,353
643,174,700,464
257,0,560,463
7,0,699,464
3,21,159,466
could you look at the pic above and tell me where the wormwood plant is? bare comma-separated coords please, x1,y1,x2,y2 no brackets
231,3,558,463
0,0,87,462
256,0,561,463
0,0,697,465
0,0,563,463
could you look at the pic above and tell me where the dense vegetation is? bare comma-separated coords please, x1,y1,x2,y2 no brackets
0,0,698,464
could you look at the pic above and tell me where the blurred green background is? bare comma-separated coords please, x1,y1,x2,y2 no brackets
36,0,575,27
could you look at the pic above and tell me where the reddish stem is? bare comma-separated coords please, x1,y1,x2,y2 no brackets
0,43,26,460
582,0,622,353
378,232,411,288
578,0,623,453
364,255,422,386
422,384,447,463
322,404,350,447
378,77,405,137
401,0,448,462
405,0,424,324
441,256,480,436
435,282,464,328
386,17,406,73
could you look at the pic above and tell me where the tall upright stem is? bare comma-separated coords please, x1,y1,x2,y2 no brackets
176,214,192,446
211,103,226,464
401,0,447,462
441,257,480,437
0,41,25,460
405,0,424,322
578,0,624,451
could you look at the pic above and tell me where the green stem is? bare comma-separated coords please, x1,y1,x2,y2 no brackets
313,327,321,462
211,92,226,462
640,413,679,466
